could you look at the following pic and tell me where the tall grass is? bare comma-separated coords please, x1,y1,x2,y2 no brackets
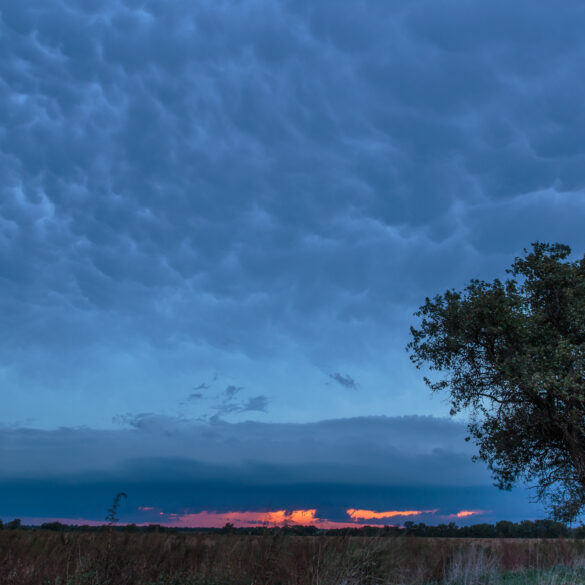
2,530,585,584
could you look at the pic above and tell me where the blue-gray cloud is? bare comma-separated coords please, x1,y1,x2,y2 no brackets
2,0,585,428
0,415,541,522
210,394,269,418
223,385,242,400
0,415,477,483
241,395,269,412
329,373,358,390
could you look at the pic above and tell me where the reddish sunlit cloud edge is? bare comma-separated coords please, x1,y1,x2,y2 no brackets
14,508,487,529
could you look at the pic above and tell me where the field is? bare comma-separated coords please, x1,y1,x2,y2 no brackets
2,530,585,585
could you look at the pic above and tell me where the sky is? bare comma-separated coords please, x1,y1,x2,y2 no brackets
2,0,585,527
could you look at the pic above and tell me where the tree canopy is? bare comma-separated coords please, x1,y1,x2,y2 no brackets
408,243,585,521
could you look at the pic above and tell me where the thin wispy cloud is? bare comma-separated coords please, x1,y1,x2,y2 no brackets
241,395,269,412
223,386,243,400
193,383,210,391
329,373,359,390
211,394,269,417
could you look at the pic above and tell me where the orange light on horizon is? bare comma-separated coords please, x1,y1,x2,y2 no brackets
23,507,490,530
157,509,360,529
346,508,438,521
288,509,319,524
455,510,485,518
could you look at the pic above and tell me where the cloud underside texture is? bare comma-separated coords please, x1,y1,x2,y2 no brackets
2,0,585,391
0,415,540,523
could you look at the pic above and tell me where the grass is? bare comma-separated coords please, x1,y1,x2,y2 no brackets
2,530,585,584
496,568,585,584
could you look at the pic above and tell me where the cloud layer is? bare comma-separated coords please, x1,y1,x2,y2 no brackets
0,415,542,523
0,415,478,483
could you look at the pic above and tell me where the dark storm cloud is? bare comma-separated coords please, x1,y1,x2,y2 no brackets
0,415,477,484
329,373,358,390
0,480,537,526
3,0,585,376
0,415,541,522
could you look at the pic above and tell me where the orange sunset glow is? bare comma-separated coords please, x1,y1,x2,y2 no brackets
24,508,490,529
455,510,485,518
156,509,360,529
346,508,438,520
134,507,458,529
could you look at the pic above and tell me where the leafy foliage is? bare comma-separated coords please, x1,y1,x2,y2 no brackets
408,243,585,521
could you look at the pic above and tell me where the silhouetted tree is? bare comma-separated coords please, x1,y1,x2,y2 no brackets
220,522,235,534
408,243,585,521
105,492,127,525
5,518,21,530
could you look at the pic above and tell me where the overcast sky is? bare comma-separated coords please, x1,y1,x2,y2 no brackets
1,0,584,525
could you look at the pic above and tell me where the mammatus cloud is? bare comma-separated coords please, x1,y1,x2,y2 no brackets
3,0,585,429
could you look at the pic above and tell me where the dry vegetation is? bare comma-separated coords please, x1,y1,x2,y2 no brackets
2,530,585,584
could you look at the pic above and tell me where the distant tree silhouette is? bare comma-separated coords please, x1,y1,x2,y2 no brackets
105,492,127,525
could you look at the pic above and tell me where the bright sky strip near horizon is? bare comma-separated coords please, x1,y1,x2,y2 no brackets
1,0,585,524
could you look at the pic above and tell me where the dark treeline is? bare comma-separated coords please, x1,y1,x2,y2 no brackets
2,517,585,538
